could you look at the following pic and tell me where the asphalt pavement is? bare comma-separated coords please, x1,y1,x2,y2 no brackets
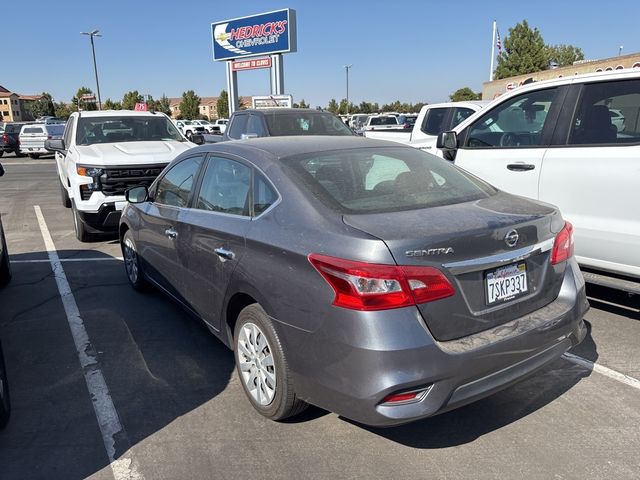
0,153,639,480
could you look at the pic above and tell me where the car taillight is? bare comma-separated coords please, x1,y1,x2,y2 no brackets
551,221,574,265
308,254,455,311
1,134,8,142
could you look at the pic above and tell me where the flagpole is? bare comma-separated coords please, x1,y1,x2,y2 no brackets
489,20,496,81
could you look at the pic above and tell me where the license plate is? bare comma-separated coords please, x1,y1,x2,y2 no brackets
485,263,528,305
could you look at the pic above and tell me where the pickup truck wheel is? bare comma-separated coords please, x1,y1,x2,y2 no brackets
60,181,71,208
185,130,193,140
28,154,40,159
71,204,92,242
0,341,11,429
13,149,23,158
121,230,149,291
0,229,11,286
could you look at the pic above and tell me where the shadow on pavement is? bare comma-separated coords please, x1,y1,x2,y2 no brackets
0,250,235,480
585,283,640,321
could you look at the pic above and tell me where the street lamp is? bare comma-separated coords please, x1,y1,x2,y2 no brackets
81,29,103,110
619,45,624,56
344,64,352,116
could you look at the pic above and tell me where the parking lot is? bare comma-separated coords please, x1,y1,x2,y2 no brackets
0,153,639,480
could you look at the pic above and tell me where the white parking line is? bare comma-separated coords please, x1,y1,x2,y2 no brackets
11,257,123,264
34,206,143,480
562,352,640,391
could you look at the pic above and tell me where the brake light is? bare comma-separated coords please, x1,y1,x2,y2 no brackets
1,134,8,143
308,254,455,311
551,222,574,265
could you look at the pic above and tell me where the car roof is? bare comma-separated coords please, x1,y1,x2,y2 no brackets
193,136,410,161
236,108,334,115
73,110,165,118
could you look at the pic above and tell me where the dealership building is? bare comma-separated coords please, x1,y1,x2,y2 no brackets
482,52,640,100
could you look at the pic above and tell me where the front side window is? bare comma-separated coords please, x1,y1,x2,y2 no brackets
63,117,75,146
246,115,266,137
155,156,204,207
76,116,184,145
451,107,475,128
568,79,640,145
284,147,496,213
465,88,557,148
196,157,251,216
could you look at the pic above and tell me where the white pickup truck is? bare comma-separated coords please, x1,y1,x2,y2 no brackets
45,110,199,241
364,101,487,153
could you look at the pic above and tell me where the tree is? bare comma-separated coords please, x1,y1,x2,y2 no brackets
54,102,73,119
216,90,229,119
294,98,309,109
327,99,339,114
179,90,201,119
157,94,172,116
25,92,55,119
545,44,584,67
102,98,122,110
449,87,481,102
122,90,143,110
494,20,547,80
71,87,97,111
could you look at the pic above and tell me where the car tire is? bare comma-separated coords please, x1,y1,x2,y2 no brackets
71,204,92,242
60,181,71,208
0,228,11,286
121,230,148,291
234,304,307,421
185,130,193,140
28,154,40,159
13,149,23,158
0,341,10,429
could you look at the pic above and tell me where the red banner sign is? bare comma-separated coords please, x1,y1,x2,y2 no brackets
134,103,148,111
232,57,272,71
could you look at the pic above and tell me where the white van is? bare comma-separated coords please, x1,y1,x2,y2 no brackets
438,69,640,292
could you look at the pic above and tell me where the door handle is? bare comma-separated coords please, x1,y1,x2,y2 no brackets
507,163,535,171
214,247,235,261
164,228,178,239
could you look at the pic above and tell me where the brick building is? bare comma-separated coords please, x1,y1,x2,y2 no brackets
482,52,640,100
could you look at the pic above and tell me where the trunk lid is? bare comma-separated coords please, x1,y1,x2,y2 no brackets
343,192,565,341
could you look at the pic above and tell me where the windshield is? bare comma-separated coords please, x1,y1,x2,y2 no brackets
284,147,496,213
264,112,353,136
76,116,184,145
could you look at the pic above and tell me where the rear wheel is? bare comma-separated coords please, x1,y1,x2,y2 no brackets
234,304,307,421
0,341,10,429
60,181,71,208
0,228,11,286
121,230,148,291
185,130,193,140
71,204,92,242
13,149,23,157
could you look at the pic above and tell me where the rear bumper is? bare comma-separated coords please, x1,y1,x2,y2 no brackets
281,258,588,427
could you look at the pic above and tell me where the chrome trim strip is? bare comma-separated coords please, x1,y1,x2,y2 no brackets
443,238,555,275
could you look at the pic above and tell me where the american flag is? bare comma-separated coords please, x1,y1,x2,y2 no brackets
496,28,502,52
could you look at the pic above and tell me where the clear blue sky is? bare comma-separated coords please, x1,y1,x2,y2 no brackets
4,0,639,108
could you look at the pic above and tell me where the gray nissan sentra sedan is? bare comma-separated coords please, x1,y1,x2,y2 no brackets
119,136,588,427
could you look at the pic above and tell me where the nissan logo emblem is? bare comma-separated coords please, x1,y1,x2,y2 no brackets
504,229,519,248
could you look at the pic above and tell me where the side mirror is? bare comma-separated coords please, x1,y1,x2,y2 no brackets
437,131,458,150
190,134,205,145
125,186,149,204
0,163,4,177
45,138,66,153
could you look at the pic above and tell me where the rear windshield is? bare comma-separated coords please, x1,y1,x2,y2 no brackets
284,147,496,213
22,127,45,134
264,112,353,136
76,116,184,145
369,116,398,126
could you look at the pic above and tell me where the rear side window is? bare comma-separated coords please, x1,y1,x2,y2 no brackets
63,117,75,146
284,147,496,213
465,88,558,148
253,174,278,215
155,156,204,207
196,157,251,216
227,115,248,139
421,108,449,135
568,79,640,145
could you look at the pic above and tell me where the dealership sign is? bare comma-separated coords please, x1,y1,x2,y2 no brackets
232,57,272,71
212,9,297,61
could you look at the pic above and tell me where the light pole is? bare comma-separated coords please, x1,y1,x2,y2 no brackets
81,29,103,110
344,64,352,116
619,45,624,56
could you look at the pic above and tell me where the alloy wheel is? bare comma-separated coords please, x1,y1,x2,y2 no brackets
123,238,139,283
237,322,276,406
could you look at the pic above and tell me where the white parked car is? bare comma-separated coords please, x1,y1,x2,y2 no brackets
45,111,200,241
210,118,228,134
173,120,206,139
362,115,399,131
437,69,640,292
19,123,65,158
